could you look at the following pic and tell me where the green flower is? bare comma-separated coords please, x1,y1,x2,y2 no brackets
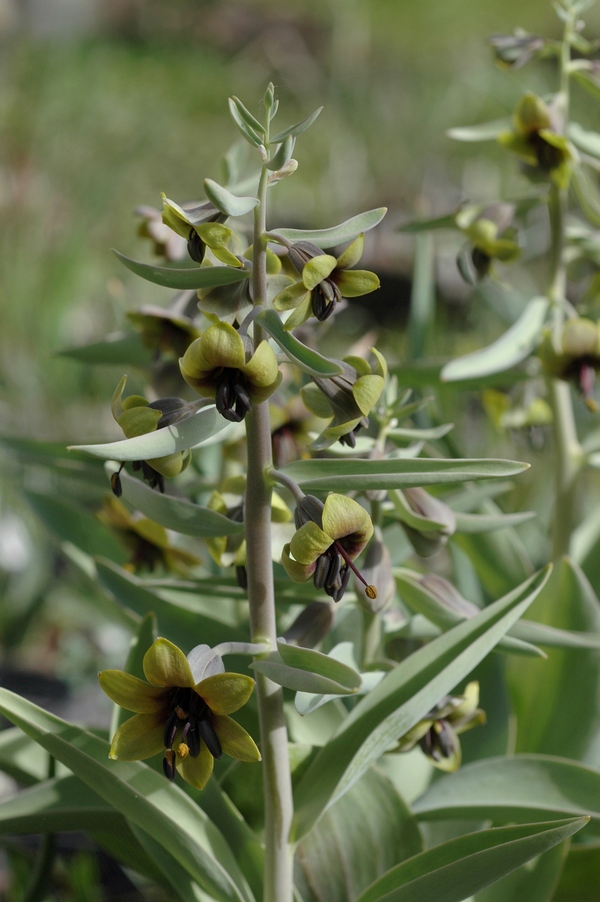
127,291,201,360
302,348,387,450
111,377,195,494
160,195,236,265
498,93,577,188
395,682,485,772
135,205,187,261
99,638,260,790
539,317,600,411
282,494,375,602
180,322,281,422
274,234,380,329
454,203,520,284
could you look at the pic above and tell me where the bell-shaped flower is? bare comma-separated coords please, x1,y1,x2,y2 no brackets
180,322,281,422
135,205,187,261
98,496,200,574
198,247,285,326
498,93,577,188
454,203,520,284
273,234,380,329
128,291,201,360
395,682,485,772
301,348,387,450
160,196,237,265
99,638,260,790
539,317,600,411
282,493,375,602
110,377,195,494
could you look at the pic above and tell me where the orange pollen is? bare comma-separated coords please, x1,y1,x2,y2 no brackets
365,585,378,600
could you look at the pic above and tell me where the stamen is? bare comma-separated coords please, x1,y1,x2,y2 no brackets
332,540,377,599
163,711,178,750
177,742,190,759
163,749,176,780
175,705,188,720
198,716,222,759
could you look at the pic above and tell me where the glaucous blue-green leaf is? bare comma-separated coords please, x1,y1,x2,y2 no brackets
507,557,600,760
295,769,423,902
113,251,250,289
447,118,511,141
274,208,386,248
251,640,362,695
553,841,600,901
282,458,529,493
569,122,600,159
25,490,128,564
292,567,550,838
256,309,343,376
441,298,548,382
204,178,259,217
228,96,266,137
118,470,244,538
228,97,263,146
474,842,568,902
131,826,217,902
388,423,454,442
413,755,600,834
571,165,600,228
266,135,295,171
58,332,152,367
270,107,323,143
0,728,68,786
453,510,537,533
355,818,587,902
397,213,458,234
70,405,227,461
393,360,536,390
294,643,385,716
95,558,245,650
0,689,255,902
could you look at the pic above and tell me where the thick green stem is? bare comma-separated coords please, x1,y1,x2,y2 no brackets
245,160,294,902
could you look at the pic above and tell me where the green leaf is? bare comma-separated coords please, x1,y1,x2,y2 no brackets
131,826,217,902
292,567,550,838
266,135,295,171
453,510,537,532
274,209,387,248
203,178,260,217
414,755,600,834
571,165,600,228
0,689,255,902
256,309,343,376
0,728,68,786
447,118,512,141
569,122,600,159
441,297,548,382
281,458,529,493
393,359,536,390
397,213,458,234
228,97,266,137
113,251,250,289
474,842,568,902
553,841,600,901
25,490,128,564
70,404,227,461
251,641,362,695
355,818,588,902
270,107,323,143
95,558,245,649
57,332,152,367
295,769,423,902
228,98,263,146
118,471,244,538
507,557,600,760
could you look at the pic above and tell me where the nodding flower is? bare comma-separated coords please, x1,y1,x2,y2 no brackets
282,493,376,603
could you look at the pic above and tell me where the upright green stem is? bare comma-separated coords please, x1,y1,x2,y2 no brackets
246,162,294,902
547,12,583,559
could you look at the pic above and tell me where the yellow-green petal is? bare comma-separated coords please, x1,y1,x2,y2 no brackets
196,672,255,715
200,322,246,369
290,521,333,565
143,638,195,688
161,194,194,238
352,373,384,416
302,254,337,290
333,269,380,298
178,742,214,789
180,339,213,380
281,544,314,582
284,294,313,331
370,347,387,378
273,280,309,312
302,383,334,419
242,340,280,389
117,407,162,439
109,712,165,760
213,714,261,762
99,670,167,714
196,222,232,248
335,233,364,270
322,494,370,542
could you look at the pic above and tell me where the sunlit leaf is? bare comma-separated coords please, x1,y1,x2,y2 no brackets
257,309,343,376
447,118,512,141
113,251,250,289
203,178,260,217
273,209,387,248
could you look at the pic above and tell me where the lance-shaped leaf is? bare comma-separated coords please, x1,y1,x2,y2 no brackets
413,755,600,835
292,566,550,838
568,122,600,160
251,640,362,695
113,251,250,290
70,405,227,461
441,297,548,382
256,309,343,377
117,470,244,538
274,208,387,248
447,118,512,141
355,818,588,902
0,689,255,902
281,457,529,493
204,178,260,217
228,97,263,146
58,332,152,367
453,510,537,533
270,107,323,142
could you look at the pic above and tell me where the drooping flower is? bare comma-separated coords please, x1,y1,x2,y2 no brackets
498,92,577,188
135,205,187,261
394,682,485,772
160,196,235,265
539,317,600,411
454,203,520,284
127,290,201,360
99,638,260,790
179,321,281,422
273,234,380,329
110,377,197,495
282,494,376,602
301,348,387,450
